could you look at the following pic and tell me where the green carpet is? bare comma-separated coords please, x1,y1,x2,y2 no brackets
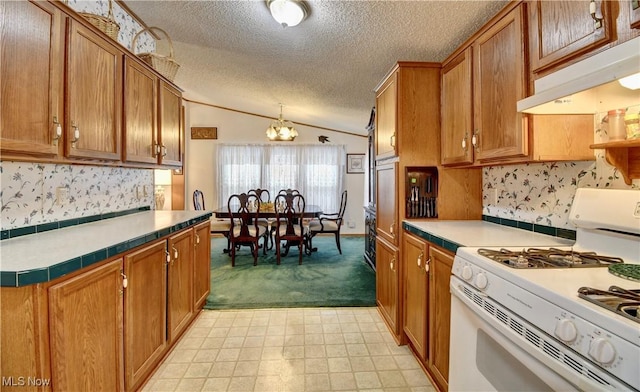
204,235,376,310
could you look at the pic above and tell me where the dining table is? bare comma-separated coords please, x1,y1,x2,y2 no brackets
211,204,324,255
212,204,323,220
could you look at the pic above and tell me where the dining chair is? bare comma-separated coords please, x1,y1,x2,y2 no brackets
248,188,271,203
277,188,301,196
308,190,347,254
227,193,268,266
193,190,231,252
273,192,306,265
248,188,275,249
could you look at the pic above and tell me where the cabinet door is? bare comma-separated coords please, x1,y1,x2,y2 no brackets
427,246,454,391
124,241,168,391
123,56,158,164
375,237,400,338
167,229,194,343
158,81,183,166
441,47,474,166
473,4,528,162
375,72,397,159
529,1,614,74
376,161,397,246
193,221,212,309
49,259,124,391
66,20,122,161
402,232,428,360
1,0,64,158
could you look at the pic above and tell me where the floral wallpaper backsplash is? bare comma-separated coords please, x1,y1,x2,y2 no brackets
0,162,154,230
483,122,639,230
66,0,155,53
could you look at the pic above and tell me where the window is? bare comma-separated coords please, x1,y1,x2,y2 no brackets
217,144,346,212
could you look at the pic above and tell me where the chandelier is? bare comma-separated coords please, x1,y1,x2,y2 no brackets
266,104,298,141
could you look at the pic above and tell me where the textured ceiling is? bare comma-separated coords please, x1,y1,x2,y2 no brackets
124,0,509,135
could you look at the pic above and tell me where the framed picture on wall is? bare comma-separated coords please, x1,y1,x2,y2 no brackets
347,153,365,174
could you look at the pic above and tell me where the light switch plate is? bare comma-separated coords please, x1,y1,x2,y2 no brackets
55,187,68,206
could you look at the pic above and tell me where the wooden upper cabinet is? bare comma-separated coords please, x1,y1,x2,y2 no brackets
632,1,640,29
528,0,614,75
375,72,398,159
0,0,64,158
65,20,122,161
441,47,474,166
473,4,529,162
123,57,158,165
158,81,183,166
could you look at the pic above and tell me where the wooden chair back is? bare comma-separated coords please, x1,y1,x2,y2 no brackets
274,193,306,264
274,193,306,237
248,188,271,203
277,188,301,196
227,193,261,240
193,190,205,210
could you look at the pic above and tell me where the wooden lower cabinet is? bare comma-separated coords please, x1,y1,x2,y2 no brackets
167,229,195,344
0,224,210,392
427,246,454,391
401,230,453,392
193,221,212,309
48,258,125,391
402,232,428,360
124,240,168,391
375,236,401,342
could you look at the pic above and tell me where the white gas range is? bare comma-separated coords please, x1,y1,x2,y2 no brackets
449,188,640,392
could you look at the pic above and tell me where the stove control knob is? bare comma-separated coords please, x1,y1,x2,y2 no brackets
461,265,473,281
554,319,577,343
474,272,488,290
588,338,616,364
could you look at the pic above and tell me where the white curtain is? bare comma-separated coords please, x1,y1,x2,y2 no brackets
216,144,346,213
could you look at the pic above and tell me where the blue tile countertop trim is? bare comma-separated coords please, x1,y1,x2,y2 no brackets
403,217,575,254
0,206,152,241
481,215,576,241
404,224,463,253
0,211,212,287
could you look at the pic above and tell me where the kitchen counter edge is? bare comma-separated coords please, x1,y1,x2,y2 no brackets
403,220,575,254
0,210,213,287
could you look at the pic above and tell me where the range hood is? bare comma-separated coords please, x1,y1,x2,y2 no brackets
517,36,640,115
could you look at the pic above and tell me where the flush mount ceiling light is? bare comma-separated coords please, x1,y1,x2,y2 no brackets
266,104,298,141
618,72,640,90
267,0,308,27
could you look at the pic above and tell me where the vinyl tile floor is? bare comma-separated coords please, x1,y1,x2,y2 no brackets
142,307,437,392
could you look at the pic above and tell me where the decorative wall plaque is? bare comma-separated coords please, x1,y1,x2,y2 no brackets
191,127,218,139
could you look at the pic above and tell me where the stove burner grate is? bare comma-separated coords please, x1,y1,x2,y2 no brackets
578,286,640,324
477,248,624,269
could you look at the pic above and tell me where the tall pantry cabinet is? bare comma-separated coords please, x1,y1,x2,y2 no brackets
373,62,482,344
374,62,442,343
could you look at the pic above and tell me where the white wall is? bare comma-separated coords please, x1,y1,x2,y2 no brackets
184,102,368,234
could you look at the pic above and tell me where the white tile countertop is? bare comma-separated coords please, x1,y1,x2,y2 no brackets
403,220,575,251
0,210,212,287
